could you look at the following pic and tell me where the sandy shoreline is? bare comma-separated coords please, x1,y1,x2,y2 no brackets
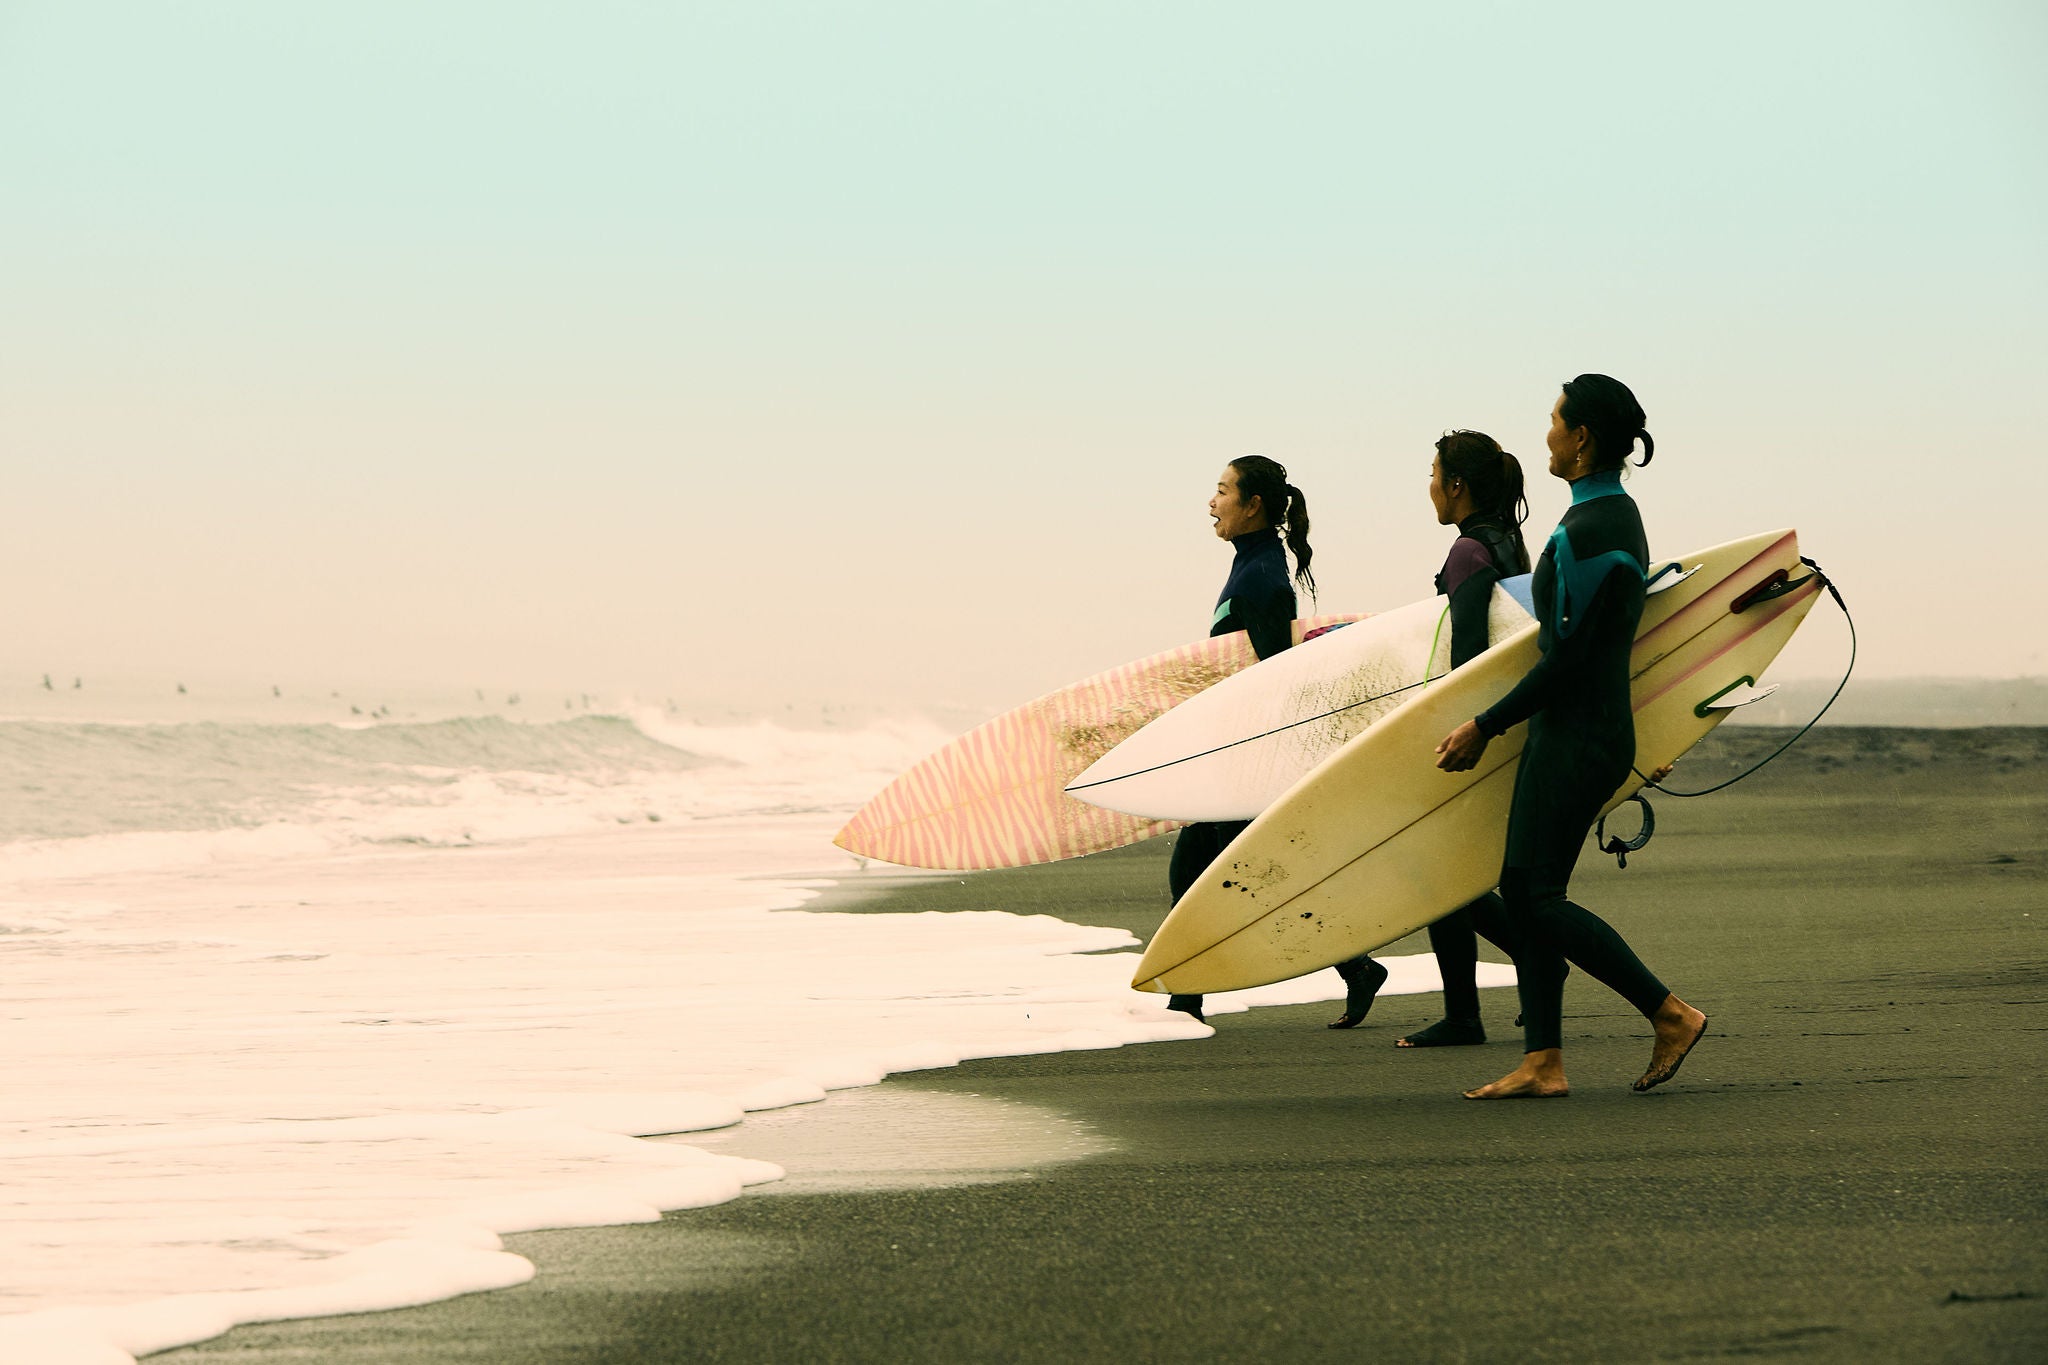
164,730,2046,1362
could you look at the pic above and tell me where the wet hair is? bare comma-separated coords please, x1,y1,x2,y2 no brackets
1227,455,1316,600
1434,429,1529,543
1559,373,1655,470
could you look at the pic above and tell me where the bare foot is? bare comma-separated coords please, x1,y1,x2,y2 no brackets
1463,1049,1570,1099
1396,1017,1485,1048
1634,996,1708,1092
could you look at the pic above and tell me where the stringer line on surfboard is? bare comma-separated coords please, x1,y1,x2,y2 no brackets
1064,669,1444,795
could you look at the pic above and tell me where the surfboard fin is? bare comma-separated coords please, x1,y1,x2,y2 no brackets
1646,561,1700,595
1696,680,1780,716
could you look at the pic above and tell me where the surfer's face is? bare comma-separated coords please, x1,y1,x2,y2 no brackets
1210,466,1266,540
1428,456,1460,526
1546,392,1590,480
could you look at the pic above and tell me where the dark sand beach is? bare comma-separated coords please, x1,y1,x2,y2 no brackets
168,728,2046,1363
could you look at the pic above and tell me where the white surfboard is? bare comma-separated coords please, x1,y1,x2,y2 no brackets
1130,528,1823,996
1071,547,1712,824
1065,578,1537,822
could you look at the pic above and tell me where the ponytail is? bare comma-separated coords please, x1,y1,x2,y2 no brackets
1492,452,1528,530
1227,456,1317,601
1281,482,1316,601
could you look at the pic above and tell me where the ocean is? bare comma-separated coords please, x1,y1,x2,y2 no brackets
0,694,1409,1363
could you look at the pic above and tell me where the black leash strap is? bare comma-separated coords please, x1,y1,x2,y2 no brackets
1597,793,1656,869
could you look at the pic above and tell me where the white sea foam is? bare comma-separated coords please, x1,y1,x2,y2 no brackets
0,713,1507,1362
0,711,952,889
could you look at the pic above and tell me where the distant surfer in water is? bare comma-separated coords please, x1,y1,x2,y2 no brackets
1435,376,1707,1097
1167,457,1391,1024
1387,431,1533,1048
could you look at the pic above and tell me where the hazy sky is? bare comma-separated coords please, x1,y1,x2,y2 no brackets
3,2,2043,712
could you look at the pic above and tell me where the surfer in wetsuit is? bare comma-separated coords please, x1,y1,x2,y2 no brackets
1435,376,1708,1097
1379,431,1533,1047
1167,458,1390,1024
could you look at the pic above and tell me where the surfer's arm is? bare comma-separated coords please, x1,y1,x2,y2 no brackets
1446,567,1502,670
1473,571,1624,737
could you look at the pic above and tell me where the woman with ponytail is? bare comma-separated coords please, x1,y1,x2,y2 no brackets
1435,376,1707,1097
1377,431,1532,1046
1203,456,1316,656
1167,457,1390,1024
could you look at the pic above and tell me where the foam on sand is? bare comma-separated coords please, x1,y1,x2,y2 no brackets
0,714,1501,1362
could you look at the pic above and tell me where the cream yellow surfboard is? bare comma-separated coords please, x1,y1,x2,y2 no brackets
1132,529,1822,995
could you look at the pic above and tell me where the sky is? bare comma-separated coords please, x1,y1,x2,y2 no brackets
2,1,2043,714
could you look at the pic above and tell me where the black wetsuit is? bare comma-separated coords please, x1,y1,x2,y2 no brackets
1166,527,1295,1016
1207,525,1296,663
1417,515,1530,1029
1442,516,1529,670
1468,469,1670,1052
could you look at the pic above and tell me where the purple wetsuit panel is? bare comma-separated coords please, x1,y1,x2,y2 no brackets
1439,537,1495,599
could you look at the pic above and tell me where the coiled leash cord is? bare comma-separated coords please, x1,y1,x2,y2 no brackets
1601,555,1856,868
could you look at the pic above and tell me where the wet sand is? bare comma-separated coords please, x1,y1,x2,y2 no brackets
165,728,2046,1362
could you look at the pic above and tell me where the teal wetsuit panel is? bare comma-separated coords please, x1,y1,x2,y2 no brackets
1548,526,1645,639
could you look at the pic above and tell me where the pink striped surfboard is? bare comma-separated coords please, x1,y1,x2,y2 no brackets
834,615,1367,870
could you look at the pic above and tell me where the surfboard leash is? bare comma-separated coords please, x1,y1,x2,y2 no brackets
1632,554,1856,801
1596,794,1656,868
